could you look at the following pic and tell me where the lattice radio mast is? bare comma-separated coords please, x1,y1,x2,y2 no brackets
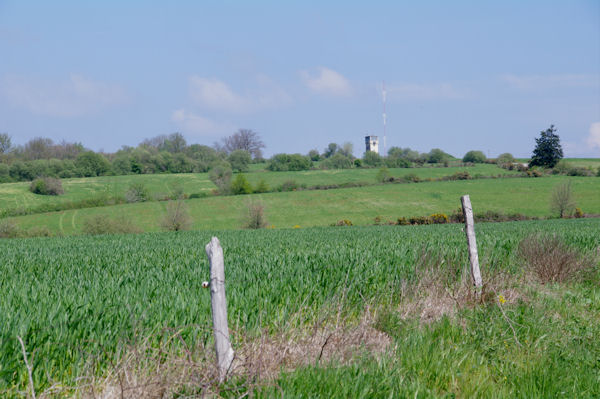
382,81,387,157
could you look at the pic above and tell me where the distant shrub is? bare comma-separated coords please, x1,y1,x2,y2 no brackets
253,179,269,193
376,167,392,183
526,168,543,177
320,153,354,169
25,226,53,238
374,216,382,225
408,216,430,225
333,219,353,226
363,151,383,167
82,215,141,235
209,162,233,195
442,171,471,181
496,153,515,164
353,159,362,168
279,180,299,192
268,153,312,171
462,150,486,163
429,213,449,224
0,220,22,238
244,200,268,229
125,182,150,203
189,192,209,199
396,217,409,226
30,177,64,195
574,207,584,218
228,149,251,172
401,173,421,183
161,200,192,231
231,174,253,195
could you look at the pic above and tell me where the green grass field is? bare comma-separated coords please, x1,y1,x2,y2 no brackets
8,175,600,235
1,219,598,397
0,163,517,217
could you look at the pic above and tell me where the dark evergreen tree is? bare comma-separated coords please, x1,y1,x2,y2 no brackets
530,125,563,168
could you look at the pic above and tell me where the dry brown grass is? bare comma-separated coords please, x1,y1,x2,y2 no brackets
518,233,596,284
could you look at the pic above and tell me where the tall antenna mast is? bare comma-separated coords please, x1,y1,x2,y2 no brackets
382,81,387,157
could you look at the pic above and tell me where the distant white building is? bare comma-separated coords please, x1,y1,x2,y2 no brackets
365,135,379,154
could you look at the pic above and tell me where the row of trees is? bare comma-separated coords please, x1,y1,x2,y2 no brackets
0,125,566,183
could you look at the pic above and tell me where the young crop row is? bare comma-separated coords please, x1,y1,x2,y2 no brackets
0,218,598,393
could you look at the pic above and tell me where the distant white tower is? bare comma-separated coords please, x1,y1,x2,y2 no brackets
365,135,379,153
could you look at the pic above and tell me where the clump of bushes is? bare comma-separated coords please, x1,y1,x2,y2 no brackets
30,177,64,195
268,153,312,171
0,220,21,238
333,219,353,226
82,215,141,235
441,171,471,181
125,182,150,203
230,174,253,195
376,167,392,183
278,180,299,192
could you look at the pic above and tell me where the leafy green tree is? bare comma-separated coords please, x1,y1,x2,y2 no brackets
228,150,252,172
75,151,110,177
530,125,563,168
363,151,383,167
0,133,11,154
231,173,253,195
308,149,321,161
496,153,515,164
462,150,487,163
209,162,232,194
427,148,453,164
323,143,338,158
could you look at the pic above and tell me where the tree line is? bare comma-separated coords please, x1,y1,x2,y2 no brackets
0,124,566,183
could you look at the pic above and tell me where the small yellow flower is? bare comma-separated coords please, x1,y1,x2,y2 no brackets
293,224,301,229
498,294,506,305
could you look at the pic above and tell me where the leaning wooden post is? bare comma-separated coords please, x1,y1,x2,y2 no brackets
205,237,234,382
460,195,483,292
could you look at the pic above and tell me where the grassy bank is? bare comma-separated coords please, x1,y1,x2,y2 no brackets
7,175,600,235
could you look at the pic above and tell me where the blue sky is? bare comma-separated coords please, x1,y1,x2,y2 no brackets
1,1,599,158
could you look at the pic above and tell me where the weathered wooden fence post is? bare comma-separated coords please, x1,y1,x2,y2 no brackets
461,195,483,291
205,237,234,382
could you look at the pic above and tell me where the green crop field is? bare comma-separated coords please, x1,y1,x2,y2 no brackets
0,163,517,217
7,175,600,235
1,218,599,397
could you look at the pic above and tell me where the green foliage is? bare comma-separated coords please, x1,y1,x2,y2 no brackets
268,153,312,171
279,179,299,192
426,148,453,164
0,220,21,238
75,151,111,177
231,173,253,195
428,213,449,224
530,125,563,168
462,150,487,163
0,133,11,154
362,151,383,167
228,150,252,172
496,153,515,164
320,153,353,169
375,167,392,183
253,179,269,193
208,162,233,194
29,177,64,195
551,180,575,218
308,149,320,161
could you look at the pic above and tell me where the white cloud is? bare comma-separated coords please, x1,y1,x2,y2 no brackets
171,109,234,136
1,74,129,117
586,122,600,150
387,82,468,101
300,67,352,97
502,74,599,90
188,75,291,113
